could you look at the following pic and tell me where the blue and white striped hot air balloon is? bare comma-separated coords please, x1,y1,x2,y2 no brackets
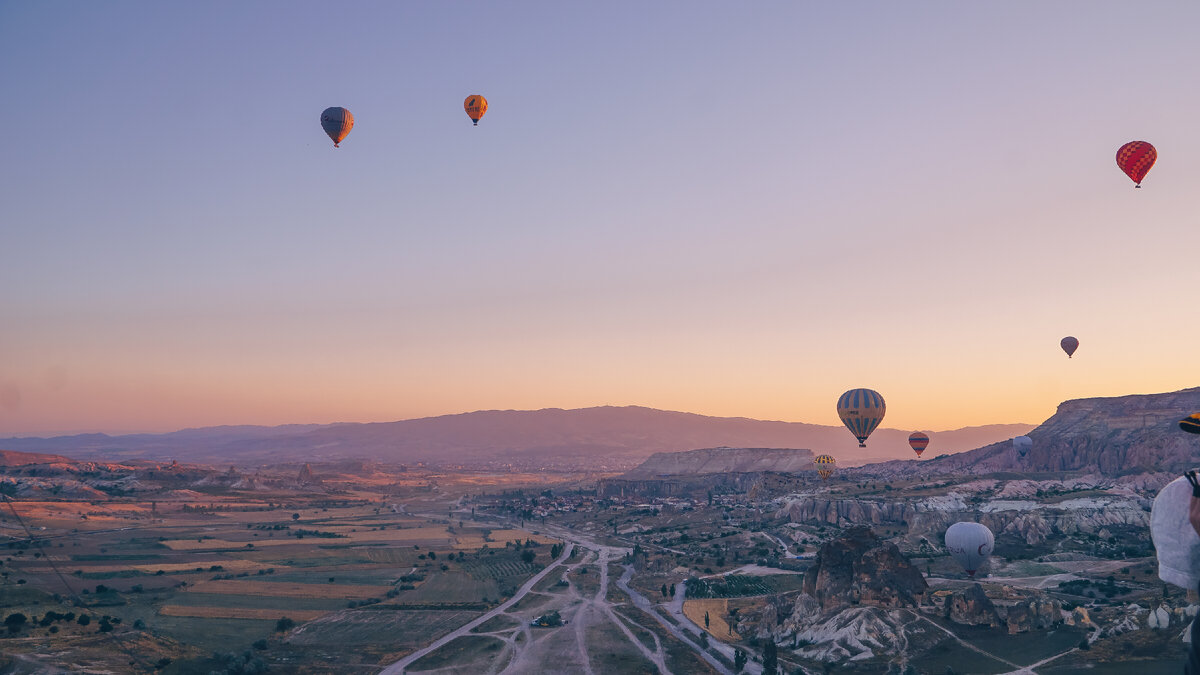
837,388,886,448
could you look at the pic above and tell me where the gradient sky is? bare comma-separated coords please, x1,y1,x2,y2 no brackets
3,2,1200,436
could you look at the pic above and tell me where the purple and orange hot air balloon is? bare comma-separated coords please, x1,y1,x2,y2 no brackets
909,432,929,458
1116,141,1156,188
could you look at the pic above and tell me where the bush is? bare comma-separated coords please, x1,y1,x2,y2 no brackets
275,617,295,632
77,614,91,626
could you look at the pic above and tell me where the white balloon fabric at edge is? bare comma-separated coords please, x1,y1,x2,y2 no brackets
1151,475,1200,590
945,522,994,577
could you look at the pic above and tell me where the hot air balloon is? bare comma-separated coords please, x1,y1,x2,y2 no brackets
1179,414,1200,435
1060,336,1078,358
1149,474,1200,589
1013,436,1032,458
814,455,836,481
909,432,929,458
837,389,886,447
464,95,488,126
320,107,354,148
945,522,994,578
1116,141,1156,188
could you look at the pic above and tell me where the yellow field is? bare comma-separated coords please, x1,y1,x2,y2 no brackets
451,529,560,550
131,559,277,574
187,579,392,599
158,605,328,621
683,598,741,641
161,538,300,550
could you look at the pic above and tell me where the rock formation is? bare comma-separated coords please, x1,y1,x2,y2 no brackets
945,583,1002,627
802,527,927,611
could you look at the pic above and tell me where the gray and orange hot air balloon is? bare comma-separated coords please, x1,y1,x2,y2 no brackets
1060,336,1079,358
837,388,886,447
320,107,354,147
909,432,929,458
464,95,488,126
1116,141,1156,188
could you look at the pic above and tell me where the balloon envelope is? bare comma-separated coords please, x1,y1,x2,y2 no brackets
1179,414,1200,435
1060,336,1078,358
945,522,994,578
464,95,488,125
1116,141,1157,187
320,107,354,147
814,454,836,481
909,432,929,457
1013,436,1032,457
837,389,886,447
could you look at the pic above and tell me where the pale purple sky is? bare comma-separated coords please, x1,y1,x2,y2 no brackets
2,2,1199,435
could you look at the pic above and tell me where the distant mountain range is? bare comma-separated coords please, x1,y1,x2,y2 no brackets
856,387,1200,478
0,406,1033,468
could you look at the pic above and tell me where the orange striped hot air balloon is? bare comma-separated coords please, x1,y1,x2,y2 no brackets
909,432,929,458
1116,141,1156,187
464,95,488,126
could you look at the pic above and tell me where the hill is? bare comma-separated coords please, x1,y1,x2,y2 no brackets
0,406,1032,468
855,387,1200,478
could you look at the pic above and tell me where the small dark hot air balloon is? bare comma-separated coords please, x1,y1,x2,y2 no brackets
909,432,929,458
320,107,354,147
1116,141,1156,187
1179,414,1200,435
1060,336,1079,358
837,388,886,447
464,95,488,126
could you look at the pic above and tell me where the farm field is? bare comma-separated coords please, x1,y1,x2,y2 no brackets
683,598,741,640
0,475,560,674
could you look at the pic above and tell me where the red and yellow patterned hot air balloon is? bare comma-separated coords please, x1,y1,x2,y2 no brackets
1116,141,1156,187
909,432,929,458
464,95,488,126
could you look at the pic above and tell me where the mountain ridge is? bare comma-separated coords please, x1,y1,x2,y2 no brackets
0,405,1033,468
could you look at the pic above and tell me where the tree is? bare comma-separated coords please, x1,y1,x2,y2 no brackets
521,550,535,564
699,631,709,648
292,513,300,521
669,584,675,598
734,649,747,673
661,584,669,598
275,617,295,632
762,640,778,675
4,612,27,634
704,611,710,629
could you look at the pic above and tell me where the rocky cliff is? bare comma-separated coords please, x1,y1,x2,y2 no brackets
776,482,1152,545
856,388,1200,479
621,447,816,478
802,527,928,610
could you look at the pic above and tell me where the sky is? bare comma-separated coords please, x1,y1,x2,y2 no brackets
2,2,1200,436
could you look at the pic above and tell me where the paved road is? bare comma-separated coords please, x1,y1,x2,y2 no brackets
378,542,575,674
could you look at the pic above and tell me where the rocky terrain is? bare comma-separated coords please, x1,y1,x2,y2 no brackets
856,388,1200,480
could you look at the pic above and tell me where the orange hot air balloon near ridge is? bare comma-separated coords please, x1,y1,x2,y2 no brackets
909,432,929,458
1061,336,1079,358
464,95,488,126
1116,141,1156,187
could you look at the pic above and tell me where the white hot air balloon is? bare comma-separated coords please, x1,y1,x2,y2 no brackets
945,522,994,578
1013,436,1032,458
